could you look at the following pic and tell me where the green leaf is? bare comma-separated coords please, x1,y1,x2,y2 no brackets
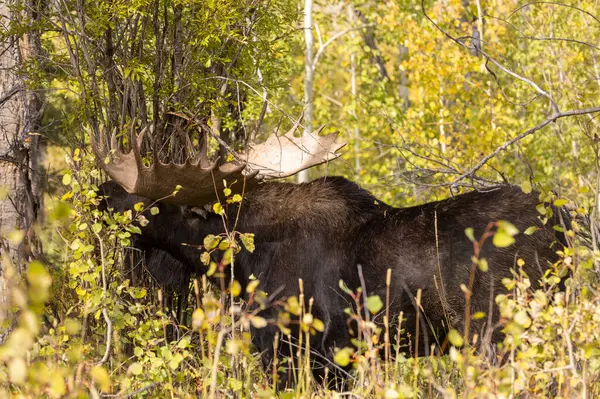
200,252,211,265
246,279,260,294
213,202,224,215
222,248,233,266
493,231,515,248
465,227,475,242
230,280,241,297
333,347,354,367
447,329,463,347
203,234,220,250
92,223,102,233
130,288,147,299
520,180,532,194
128,225,142,235
177,336,190,349
536,203,547,215
312,318,325,332
339,280,352,295
366,295,384,314
250,316,267,328
497,221,519,236
473,311,486,320
206,262,217,276
514,310,532,328
62,174,72,186
478,258,488,272
150,206,160,215
168,353,184,370
91,366,111,391
240,233,255,253
524,226,538,235
553,199,568,207
129,362,143,375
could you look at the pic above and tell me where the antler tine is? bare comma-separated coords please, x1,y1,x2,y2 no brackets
285,112,303,136
129,127,145,166
195,138,214,169
137,127,147,149
109,128,118,155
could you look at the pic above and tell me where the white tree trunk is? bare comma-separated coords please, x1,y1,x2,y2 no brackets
0,0,43,340
298,0,313,183
348,5,361,176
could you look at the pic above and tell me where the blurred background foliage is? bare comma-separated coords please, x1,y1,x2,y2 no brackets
34,0,600,206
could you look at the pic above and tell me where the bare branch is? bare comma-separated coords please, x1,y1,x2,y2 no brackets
0,84,23,108
93,229,113,365
507,2,600,26
421,0,559,113
519,36,600,51
452,106,600,186
312,24,374,72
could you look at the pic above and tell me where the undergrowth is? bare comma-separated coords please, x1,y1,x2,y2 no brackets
0,153,599,398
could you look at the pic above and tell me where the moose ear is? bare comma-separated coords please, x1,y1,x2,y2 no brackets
181,205,208,219
190,206,208,219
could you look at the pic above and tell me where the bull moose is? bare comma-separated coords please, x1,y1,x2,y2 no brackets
94,125,568,387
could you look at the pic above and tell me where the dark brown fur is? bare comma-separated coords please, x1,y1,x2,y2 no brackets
99,177,567,386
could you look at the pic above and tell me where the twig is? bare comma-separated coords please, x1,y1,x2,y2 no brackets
209,327,231,399
452,106,600,186
101,382,159,398
312,24,374,71
93,230,113,365
519,36,600,51
0,84,23,108
507,2,600,26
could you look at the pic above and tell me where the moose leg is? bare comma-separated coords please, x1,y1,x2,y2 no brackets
177,282,189,325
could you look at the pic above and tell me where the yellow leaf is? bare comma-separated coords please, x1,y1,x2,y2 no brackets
447,329,464,347
8,357,27,384
246,279,260,294
213,202,224,215
250,316,267,328
333,347,354,367
514,310,531,328
520,180,532,194
91,366,111,391
62,174,72,186
493,231,515,248
128,362,143,376
230,280,241,297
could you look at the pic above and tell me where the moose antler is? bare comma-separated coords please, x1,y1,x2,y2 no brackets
243,121,345,180
92,121,345,206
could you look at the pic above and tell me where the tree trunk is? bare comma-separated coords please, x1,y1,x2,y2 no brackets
297,0,313,183
0,0,43,341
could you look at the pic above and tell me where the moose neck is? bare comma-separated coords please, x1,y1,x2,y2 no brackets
137,177,388,292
